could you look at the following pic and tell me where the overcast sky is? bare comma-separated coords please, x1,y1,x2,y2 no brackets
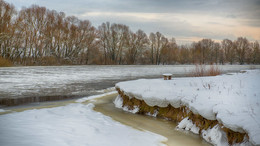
6,0,260,44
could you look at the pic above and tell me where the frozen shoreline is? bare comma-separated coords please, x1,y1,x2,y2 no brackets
0,91,210,146
0,100,167,146
115,70,260,145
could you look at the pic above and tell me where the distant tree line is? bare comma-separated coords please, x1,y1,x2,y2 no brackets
0,0,260,66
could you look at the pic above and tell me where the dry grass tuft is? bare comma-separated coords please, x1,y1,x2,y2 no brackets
191,64,221,77
0,57,13,67
207,65,221,76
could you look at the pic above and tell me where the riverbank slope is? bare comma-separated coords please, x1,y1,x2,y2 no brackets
115,70,260,145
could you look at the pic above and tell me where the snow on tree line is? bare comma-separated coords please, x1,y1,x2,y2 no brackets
0,0,260,66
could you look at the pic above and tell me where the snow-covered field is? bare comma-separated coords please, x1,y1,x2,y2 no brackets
1,65,259,99
0,102,166,146
115,70,260,145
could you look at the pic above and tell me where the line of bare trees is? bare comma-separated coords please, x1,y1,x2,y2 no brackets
1,0,260,66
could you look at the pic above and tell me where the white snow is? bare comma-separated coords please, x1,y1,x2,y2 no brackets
76,91,117,103
176,117,228,145
114,95,124,109
201,125,228,145
114,95,140,114
0,109,7,113
177,117,200,134
96,87,116,93
0,103,166,146
115,70,260,145
162,73,172,76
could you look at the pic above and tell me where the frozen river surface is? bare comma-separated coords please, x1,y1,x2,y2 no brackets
0,65,259,105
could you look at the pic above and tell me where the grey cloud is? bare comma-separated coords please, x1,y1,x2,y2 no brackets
80,13,237,43
6,0,259,18
5,0,260,42
241,19,260,27
226,15,237,19
207,22,234,27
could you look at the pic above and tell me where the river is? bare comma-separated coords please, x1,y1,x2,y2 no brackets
1,65,259,106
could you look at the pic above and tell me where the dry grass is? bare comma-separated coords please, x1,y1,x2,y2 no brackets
207,65,221,76
191,64,221,77
0,57,13,67
40,56,60,66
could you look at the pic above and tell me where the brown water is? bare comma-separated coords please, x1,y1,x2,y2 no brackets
91,93,210,146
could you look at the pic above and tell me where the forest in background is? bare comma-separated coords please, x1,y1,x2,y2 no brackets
0,0,260,66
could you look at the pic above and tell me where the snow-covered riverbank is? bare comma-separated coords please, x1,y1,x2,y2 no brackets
115,70,260,145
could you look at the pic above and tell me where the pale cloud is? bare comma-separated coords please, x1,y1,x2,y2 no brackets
79,11,259,42
80,12,161,22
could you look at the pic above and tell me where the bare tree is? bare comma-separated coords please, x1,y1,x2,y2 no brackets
199,39,214,64
125,29,148,64
250,41,260,64
98,22,129,64
190,42,201,64
179,45,191,64
212,42,220,64
0,0,16,58
161,38,178,64
149,32,155,64
221,39,235,64
235,37,249,65
17,5,47,63
149,32,168,65
77,20,97,64
98,22,109,64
